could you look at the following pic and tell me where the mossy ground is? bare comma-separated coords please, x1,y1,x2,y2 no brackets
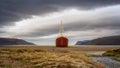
102,48,120,62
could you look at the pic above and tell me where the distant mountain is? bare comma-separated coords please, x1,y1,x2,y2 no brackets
76,35,120,45
0,38,35,46
75,40,90,45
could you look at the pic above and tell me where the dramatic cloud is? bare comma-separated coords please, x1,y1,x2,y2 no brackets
0,0,120,45
0,0,120,27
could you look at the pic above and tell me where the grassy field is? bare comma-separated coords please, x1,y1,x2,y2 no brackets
2,45,120,51
0,46,107,68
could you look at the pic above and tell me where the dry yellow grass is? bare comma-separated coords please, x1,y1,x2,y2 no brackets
0,46,108,68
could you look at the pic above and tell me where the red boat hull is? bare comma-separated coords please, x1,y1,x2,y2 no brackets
56,36,68,47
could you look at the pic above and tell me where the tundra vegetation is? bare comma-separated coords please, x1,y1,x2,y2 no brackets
102,48,120,62
0,46,104,68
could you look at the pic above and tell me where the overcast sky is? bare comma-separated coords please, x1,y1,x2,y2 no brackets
0,0,120,45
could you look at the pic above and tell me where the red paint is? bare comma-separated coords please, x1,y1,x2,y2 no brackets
56,36,68,47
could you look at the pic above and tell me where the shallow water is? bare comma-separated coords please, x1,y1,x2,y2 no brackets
79,51,105,55
79,51,120,68
91,57,120,68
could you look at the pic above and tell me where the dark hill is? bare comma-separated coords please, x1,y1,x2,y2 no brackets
75,40,90,45
76,35,120,45
0,38,35,46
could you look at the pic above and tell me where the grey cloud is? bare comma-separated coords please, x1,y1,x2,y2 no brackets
0,0,120,27
14,25,59,38
14,15,120,38
0,30,6,33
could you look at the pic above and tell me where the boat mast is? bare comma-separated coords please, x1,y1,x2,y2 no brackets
59,21,64,36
